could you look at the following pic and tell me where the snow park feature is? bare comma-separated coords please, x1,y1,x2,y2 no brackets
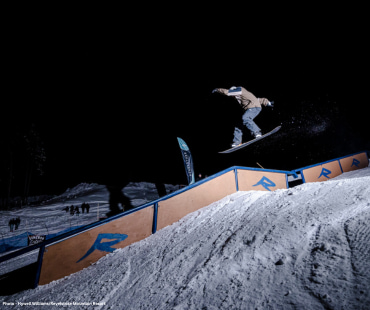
0,151,369,309
1,166,293,290
294,151,369,183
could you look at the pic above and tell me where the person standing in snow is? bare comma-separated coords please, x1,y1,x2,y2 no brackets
212,86,274,147
155,183,167,198
15,217,20,230
106,183,134,217
9,219,15,232
81,203,86,213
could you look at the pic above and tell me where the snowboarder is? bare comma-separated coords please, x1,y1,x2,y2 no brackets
212,86,274,147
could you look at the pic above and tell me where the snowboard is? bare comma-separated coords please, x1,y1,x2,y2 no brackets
219,125,281,154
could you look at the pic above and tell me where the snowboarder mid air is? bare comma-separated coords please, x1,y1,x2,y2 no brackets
212,86,274,147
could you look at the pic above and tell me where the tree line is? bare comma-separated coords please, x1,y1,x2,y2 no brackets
0,123,46,209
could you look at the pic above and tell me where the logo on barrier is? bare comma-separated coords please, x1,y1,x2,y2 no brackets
318,168,332,179
253,176,276,191
77,233,128,263
351,158,360,168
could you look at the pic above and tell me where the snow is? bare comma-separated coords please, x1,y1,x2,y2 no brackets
0,183,180,273
1,167,370,309
0,183,179,255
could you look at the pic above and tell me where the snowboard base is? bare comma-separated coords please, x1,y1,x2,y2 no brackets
219,125,281,154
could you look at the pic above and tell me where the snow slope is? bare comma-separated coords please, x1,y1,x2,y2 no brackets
1,167,370,309
0,182,179,255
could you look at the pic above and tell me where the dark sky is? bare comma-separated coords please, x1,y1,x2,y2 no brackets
4,11,369,195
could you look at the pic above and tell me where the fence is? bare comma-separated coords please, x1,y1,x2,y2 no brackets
0,151,368,292
294,151,369,183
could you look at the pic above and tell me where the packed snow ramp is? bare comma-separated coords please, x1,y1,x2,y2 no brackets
0,151,368,290
38,167,291,285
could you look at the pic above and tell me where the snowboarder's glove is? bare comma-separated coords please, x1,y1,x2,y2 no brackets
212,88,218,93
268,101,275,107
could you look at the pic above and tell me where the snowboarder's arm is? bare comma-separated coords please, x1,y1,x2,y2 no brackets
258,98,274,107
212,88,229,95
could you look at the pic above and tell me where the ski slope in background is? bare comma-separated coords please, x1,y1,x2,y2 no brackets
1,167,370,309
0,182,180,254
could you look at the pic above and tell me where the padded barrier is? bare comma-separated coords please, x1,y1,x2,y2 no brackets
237,168,288,192
339,152,369,172
300,160,342,183
39,166,291,284
0,151,368,288
157,167,291,231
157,170,237,230
39,205,154,285
296,151,369,183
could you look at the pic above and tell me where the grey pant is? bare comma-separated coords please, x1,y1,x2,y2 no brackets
233,107,262,144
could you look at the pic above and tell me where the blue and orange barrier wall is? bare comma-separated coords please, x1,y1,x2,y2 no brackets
0,151,368,288
294,151,369,183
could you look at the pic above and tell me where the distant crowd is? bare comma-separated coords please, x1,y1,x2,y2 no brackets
62,202,90,216
8,217,21,232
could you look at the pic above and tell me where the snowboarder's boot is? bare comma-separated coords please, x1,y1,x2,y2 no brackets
231,142,242,148
252,131,262,138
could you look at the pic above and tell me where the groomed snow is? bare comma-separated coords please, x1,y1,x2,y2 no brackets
0,182,179,255
1,167,370,309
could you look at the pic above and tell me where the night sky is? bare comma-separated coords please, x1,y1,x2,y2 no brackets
4,11,369,196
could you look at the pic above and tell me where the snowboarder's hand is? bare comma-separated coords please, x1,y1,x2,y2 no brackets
212,88,218,93
268,101,275,108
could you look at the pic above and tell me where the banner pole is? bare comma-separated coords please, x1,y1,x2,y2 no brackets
177,137,195,185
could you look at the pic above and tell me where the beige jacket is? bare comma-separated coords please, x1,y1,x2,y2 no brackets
215,87,270,110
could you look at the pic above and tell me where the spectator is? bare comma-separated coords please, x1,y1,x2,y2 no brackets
14,217,21,230
155,183,167,198
106,183,134,217
9,218,15,232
